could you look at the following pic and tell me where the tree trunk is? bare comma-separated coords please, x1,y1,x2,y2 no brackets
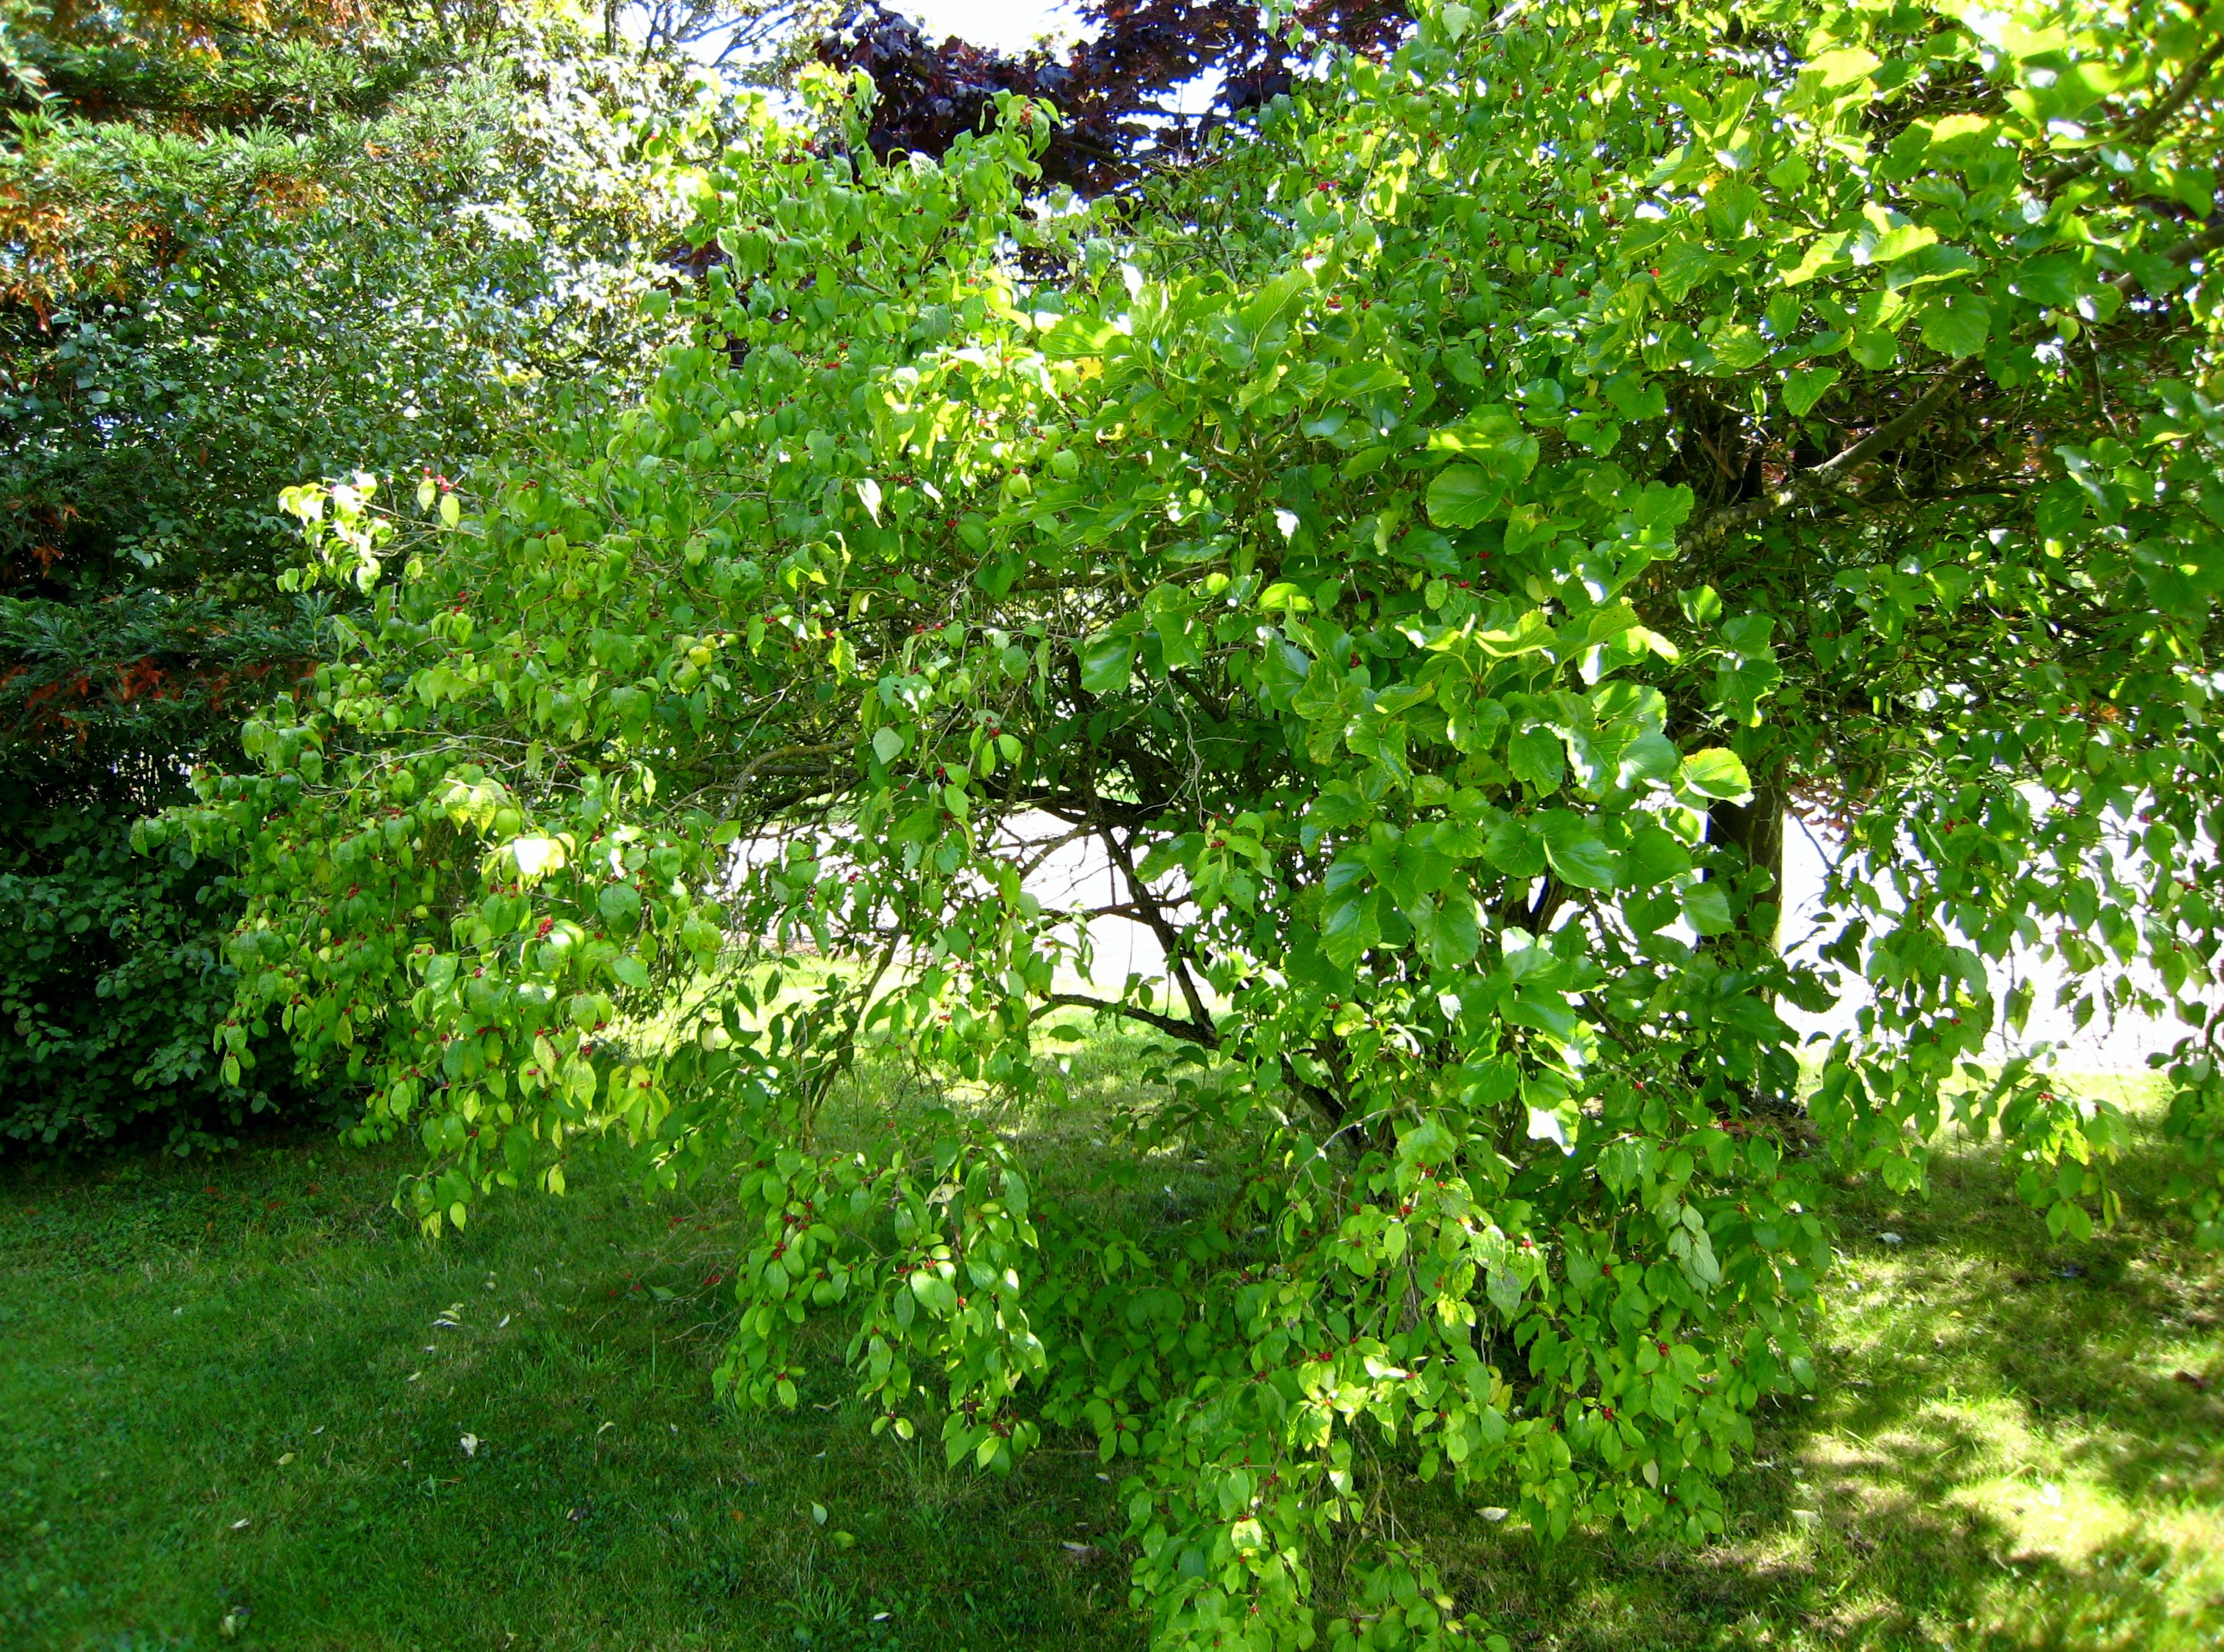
1709,782,1785,954
1707,778,1802,1118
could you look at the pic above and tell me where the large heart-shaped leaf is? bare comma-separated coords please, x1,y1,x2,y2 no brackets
1539,814,1621,890
1679,748,1753,800
1918,290,1990,358
1426,465,1503,528
1508,727,1566,792
1079,635,1135,694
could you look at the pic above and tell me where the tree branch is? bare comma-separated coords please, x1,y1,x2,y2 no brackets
723,740,845,816
2041,29,2224,192
2108,221,2224,293
1686,367,1974,549
1046,992,1219,1047
1097,819,1218,1041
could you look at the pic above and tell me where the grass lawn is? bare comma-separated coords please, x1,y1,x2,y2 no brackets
2,1063,2219,1652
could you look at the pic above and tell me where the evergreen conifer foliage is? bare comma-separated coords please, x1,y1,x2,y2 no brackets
161,2,2224,1642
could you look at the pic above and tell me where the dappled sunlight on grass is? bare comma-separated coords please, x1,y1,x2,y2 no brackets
1389,1077,2224,1651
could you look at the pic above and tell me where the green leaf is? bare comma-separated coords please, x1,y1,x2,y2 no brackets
1426,465,1503,528
1627,825,1695,884
910,1269,958,1315
1508,727,1565,792
1427,407,1538,479
1680,883,1735,936
872,726,905,764
1484,816,1545,880
1485,1263,1524,1316
1847,328,1899,370
1804,46,1879,89
1242,267,1312,337
1654,237,1719,301
1918,292,1991,359
1539,814,1620,890
1080,635,1135,694
1417,890,1481,967
598,882,644,929
1708,325,1769,373
1322,891,1382,970
1679,748,1753,801
1869,220,1938,265
1778,231,1853,287
1782,364,1841,417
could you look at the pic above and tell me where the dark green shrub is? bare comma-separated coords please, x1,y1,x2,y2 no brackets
0,777,306,1151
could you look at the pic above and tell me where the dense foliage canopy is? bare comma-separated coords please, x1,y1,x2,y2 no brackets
0,1,688,1146
161,0,2224,1643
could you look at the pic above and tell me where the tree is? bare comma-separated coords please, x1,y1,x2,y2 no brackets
608,0,831,75
822,0,1408,190
1,2,693,1146
160,1,2224,1642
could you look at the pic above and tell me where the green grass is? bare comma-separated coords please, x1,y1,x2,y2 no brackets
3,1062,2220,1652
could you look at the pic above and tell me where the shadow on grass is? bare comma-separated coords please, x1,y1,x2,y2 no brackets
1384,1112,2224,1652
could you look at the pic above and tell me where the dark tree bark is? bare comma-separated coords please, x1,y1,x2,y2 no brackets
1709,782,1786,954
